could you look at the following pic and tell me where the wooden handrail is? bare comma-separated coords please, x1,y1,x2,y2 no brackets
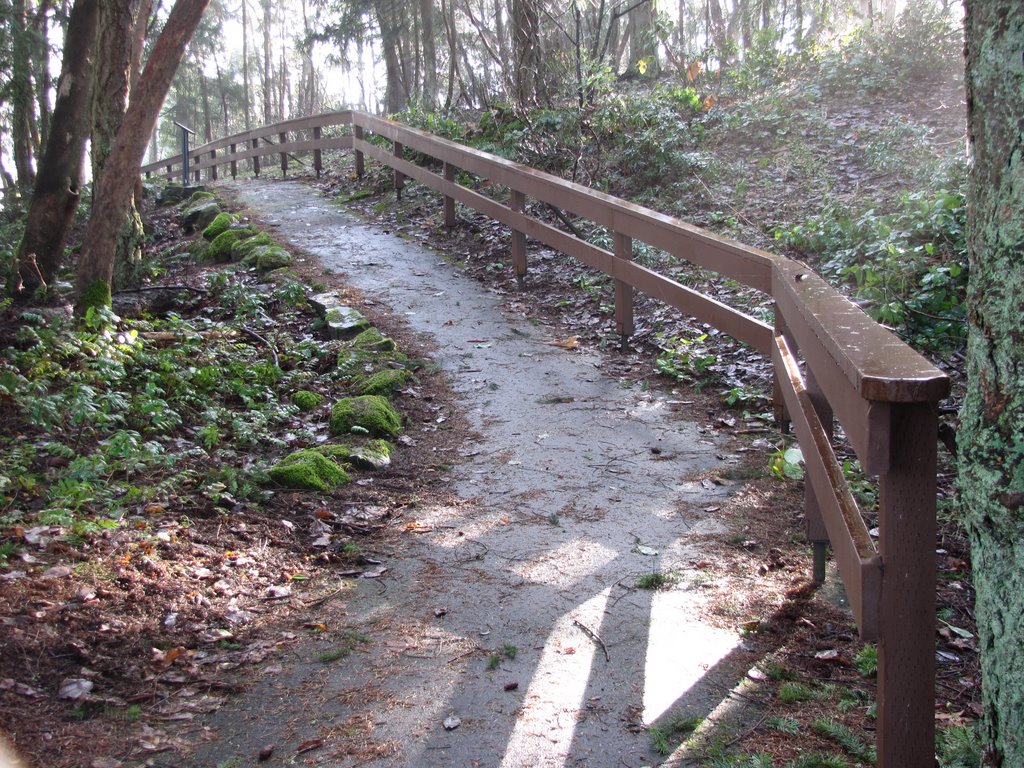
142,110,950,767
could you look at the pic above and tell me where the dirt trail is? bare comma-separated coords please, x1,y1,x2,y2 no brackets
193,180,760,767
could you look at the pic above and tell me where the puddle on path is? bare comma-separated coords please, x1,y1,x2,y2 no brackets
191,180,756,768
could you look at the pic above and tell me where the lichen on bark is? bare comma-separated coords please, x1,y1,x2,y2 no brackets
960,2,1024,764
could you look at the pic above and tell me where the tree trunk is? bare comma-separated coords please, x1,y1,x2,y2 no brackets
32,0,54,149
242,0,252,130
8,0,98,297
74,0,212,315
419,0,437,107
628,0,659,76
961,3,1024,766
91,0,146,291
11,0,38,191
261,0,272,124
375,0,409,113
511,0,541,108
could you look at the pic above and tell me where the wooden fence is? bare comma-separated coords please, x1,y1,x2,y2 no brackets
143,111,950,767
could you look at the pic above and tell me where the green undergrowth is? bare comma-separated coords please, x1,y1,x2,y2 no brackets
388,3,965,367
0,240,411,546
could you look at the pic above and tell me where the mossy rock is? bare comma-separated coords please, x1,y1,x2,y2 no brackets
292,390,324,411
231,232,275,262
311,440,392,471
203,213,235,240
330,395,401,438
335,347,376,378
267,449,350,491
186,190,215,206
242,244,292,273
347,439,392,470
352,328,397,352
356,368,408,396
182,199,222,233
206,227,256,262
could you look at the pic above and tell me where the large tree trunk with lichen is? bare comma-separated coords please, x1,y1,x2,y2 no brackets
960,2,1024,765
8,0,98,298
74,0,212,315
92,0,146,291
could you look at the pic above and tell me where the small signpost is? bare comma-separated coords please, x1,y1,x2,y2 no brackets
173,121,196,186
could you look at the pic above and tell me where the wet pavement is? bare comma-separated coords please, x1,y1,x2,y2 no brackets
191,180,755,768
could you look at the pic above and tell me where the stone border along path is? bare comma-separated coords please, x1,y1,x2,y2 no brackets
194,179,768,767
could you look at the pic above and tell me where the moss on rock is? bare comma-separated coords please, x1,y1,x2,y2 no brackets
242,244,292,273
231,232,274,261
292,390,324,411
202,212,235,240
186,190,215,206
267,449,350,491
352,327,398,352
206,227,256,262
182,199,221,233
309,439,392,471
330,395,401,438
357,368,408,396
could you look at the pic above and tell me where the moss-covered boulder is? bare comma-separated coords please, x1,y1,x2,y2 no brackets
241,244,292,273
202,212,235,240
206,227,256,262
292,390,324,411
182,199,221,233
231,232,275,262
356,368,408,396
352,328,397,352
347,439,392,470
186,190,215,206
330,395,401,438
267,449,350,491
311,440,392,471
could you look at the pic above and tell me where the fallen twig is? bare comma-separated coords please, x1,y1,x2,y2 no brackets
573,618,610,662
240,325,279,368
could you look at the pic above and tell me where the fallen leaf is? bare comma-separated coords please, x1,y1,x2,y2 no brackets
548,335,580,349
59,678,94,700
443,715,461,730
258,745,274,761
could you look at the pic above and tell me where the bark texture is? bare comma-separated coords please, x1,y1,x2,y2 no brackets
9,0,98,296
74,0,213,314
961,1,1024,765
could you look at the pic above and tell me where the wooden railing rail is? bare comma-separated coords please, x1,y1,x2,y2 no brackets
143,111,950,767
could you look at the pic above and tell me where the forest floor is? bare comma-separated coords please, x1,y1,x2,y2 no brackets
0,68,977,768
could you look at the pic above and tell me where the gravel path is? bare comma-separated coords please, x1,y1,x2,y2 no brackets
192,180,755,768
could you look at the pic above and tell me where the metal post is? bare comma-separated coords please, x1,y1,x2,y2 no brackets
173,121,196,187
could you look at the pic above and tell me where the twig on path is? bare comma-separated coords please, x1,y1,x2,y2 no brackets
573,618,610,662
724,709,770,748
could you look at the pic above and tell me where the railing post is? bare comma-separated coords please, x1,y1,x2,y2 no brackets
511,190,527,289
875,401,937,768
613,232,635,347
804,368,832,583
230,143,237,180
354,125,365,178
252,138,261,177
209,148,217,181
393,141,405,199
772,308,793,428
279,131,288,176
192,153,200,184
313,127,322,178
443,163,456,228
165,164,172,182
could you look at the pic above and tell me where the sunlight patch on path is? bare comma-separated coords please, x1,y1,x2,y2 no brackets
501,587,612,768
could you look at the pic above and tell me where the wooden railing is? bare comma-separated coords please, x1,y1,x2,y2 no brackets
143,111,950,767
